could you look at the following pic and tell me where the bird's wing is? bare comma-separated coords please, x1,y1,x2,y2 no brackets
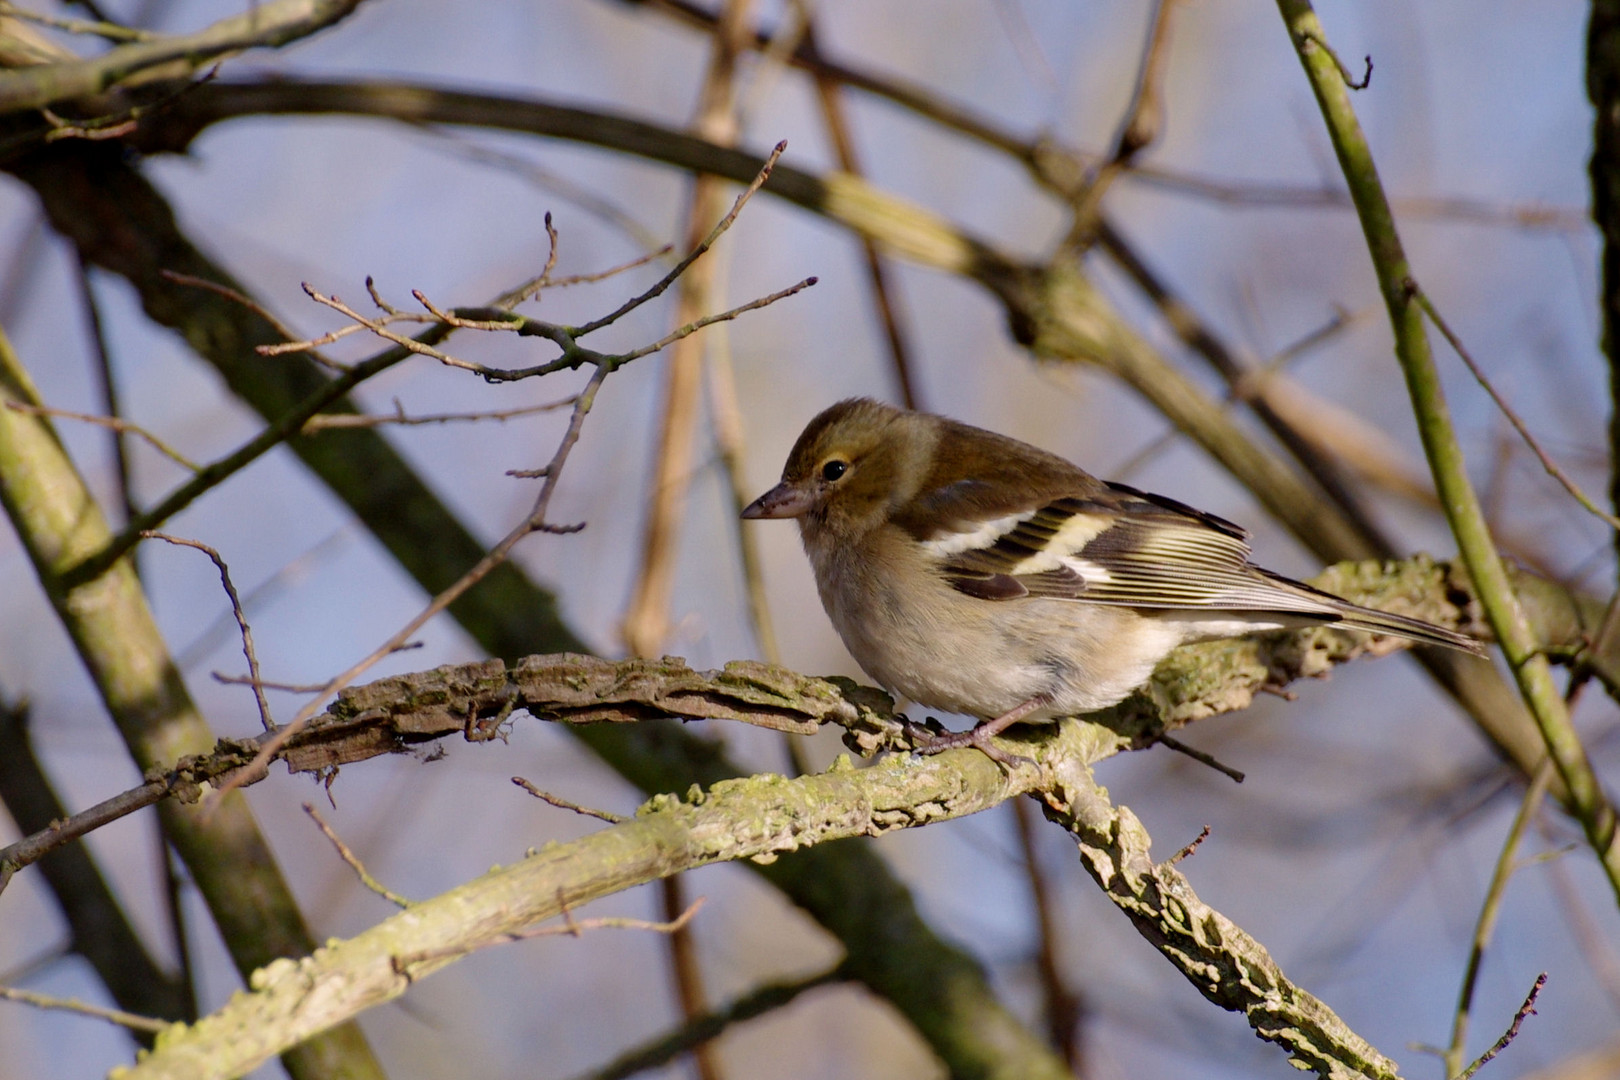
929,481,1342,616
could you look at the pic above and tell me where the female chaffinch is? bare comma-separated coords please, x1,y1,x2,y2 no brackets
743,398,1483,761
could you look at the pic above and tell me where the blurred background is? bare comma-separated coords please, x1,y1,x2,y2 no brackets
0,1,1614,1078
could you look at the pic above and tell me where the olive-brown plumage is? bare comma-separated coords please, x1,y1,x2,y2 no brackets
743,398,1483,760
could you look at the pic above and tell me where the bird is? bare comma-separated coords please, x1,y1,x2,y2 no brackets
741,397,1484,763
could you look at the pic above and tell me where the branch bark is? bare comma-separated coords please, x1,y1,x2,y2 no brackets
0,0,366,113
116,705,1407,1080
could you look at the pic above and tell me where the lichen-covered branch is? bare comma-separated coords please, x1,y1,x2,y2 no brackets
0,552,1482,879
115,738,1048,1080
117,705,1408,1080
1039,766,1403,1080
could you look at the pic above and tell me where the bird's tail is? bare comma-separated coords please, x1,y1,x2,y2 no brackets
1254,567,1487,656
1330,601,1486,656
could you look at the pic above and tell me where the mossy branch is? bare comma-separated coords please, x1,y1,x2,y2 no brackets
116,709,1404,1080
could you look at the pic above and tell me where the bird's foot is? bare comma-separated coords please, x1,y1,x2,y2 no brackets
900,716,1036,769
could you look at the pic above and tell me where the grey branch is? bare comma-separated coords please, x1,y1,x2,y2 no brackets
0,0,367,114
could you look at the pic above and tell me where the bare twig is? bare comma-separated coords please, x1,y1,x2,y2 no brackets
1156,735,1246,783
60,323,447,588
512,776,625,823
573,140,787,339
1455,974,1547,1080
204,360,613,807
0,984,168,1034
1126,169,1587,230
1011,797,1083,1070
639,0,1585,234
157,270,343,369
628,23,759,1080
212,674,332,693
140,532,273,732
1169,825,1212,865
1411,284,1620,533
802,17,919,409
0,2,154,42
73,254,138,529
413,126,670,254
1061,0,1181,252
304,803,411,908
394,896,707,969
1278,0,1620,902
4,401,199,472
568,964,848,1080
1299,29,1372,89
0,777,171,894
1443,757,1555,1078
300,396,575,432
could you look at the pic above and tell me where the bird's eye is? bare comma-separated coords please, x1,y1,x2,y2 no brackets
821,459,849,482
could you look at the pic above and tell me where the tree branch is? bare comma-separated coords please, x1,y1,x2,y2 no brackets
1276,0,1620,903
0,0,366,113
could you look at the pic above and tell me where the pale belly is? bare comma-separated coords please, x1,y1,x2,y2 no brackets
815,556,1190,721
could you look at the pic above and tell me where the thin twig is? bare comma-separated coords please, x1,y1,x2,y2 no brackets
1061,0,1181,252
0,984,168,1034
300,396,575,432
0,778,171,894
1011,796,1083,1070
1169,825,1212,865
207,198,810,806
212,674,333,693
512,777,625,823
1299,29,1372,89
571,140,787,338
413,126,670,254
567,964,848,1080
1454,973,1547,1080
643,0,1586,235
662,874,718,1080
803,15,919,409
140,532,273,732
1156,735,1246,783
503,210,563,308
1411,284,1620,533
631,24,757,1080
4,402,199,472
73,254,138,529
0,2,155,41
157,270,336,369
1443,757,1555,1078
60,323,448,588
394,896,707,969
304,803,411,908
1126,169,1587,230
203,360,613,808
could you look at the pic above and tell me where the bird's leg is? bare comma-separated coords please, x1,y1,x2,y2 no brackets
905,694,1051,767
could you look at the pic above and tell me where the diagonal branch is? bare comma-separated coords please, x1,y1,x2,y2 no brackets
115,709,1405,1080
1276,0,1620,904
0,0,366,114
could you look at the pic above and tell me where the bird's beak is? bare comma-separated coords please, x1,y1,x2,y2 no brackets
741,481,813,519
